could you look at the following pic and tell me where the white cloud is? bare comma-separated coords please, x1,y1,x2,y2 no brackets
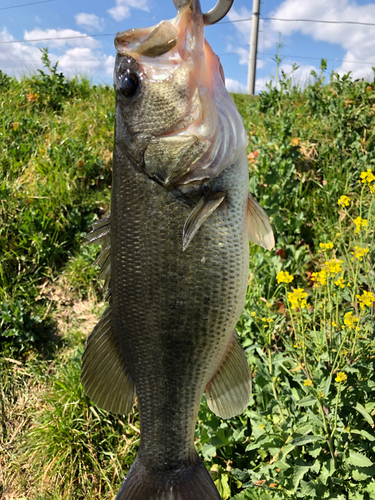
0,28,46,77
108,0,150,21
225,78,247,93
270,0,375,80
75,13,104,32
0,28,115,82
24,28,100,49
227,7,278,67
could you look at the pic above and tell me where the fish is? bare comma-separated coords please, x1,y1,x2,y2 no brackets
81,1,274,499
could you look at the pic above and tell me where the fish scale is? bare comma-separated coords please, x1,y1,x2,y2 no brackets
111,155,249,468
82,0,274,497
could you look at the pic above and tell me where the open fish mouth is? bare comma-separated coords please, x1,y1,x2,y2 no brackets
114,0,248,187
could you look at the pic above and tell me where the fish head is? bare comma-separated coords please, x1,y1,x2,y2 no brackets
114,0,247,188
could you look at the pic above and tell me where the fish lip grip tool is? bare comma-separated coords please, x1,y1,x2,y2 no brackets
173,0,235,25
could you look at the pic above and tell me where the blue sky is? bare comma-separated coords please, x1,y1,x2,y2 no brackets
1,0,375,92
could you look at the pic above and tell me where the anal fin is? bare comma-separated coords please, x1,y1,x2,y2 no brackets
206,330,252,419
81,306,136,415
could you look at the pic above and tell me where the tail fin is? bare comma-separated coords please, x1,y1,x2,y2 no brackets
115,455,222,500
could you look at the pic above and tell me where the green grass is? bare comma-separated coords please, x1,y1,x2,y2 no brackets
1,54,374,499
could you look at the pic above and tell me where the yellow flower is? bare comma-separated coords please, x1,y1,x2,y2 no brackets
311,270,328,286
304,379,313,386
338,195,350,207
336,232,341,237
318,391,324,398
353,217,367,233
250,311,256,317
351,246,369,261
288,288,308,310
356,290,375,310
334,277,346,288
360,169,375,184
319,242,334,251
335,372,347,383
332,321,337,327
290,137,301,147
324,259,343,275
13,122,19,131
344,311,359,328
259,424,265,429
276,270,294,284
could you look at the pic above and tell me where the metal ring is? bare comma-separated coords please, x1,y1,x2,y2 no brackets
203,0,234,25
173,0,234,25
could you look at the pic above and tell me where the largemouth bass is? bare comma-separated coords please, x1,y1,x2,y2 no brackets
82,1,274,498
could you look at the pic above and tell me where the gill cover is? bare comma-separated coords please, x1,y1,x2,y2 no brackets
114,0,247,187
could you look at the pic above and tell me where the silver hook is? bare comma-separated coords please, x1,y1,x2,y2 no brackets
173,0,234,25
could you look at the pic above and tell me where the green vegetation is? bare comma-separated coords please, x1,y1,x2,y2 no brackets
1,55,374,499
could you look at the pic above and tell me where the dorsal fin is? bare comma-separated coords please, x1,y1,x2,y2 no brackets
85,215,111,295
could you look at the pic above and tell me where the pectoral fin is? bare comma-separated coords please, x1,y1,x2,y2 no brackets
247,193,275,250
81,306,136,415
206,330,252,419
182,192,225,251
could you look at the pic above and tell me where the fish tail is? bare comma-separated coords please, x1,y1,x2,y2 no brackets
115,455,222,500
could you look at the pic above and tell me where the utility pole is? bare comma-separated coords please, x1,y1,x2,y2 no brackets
247,0,260,95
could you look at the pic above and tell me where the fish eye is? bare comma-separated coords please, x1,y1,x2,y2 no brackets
119,73,139,97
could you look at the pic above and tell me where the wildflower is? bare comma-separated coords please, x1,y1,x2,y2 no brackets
351,246,369,261
353,216,367,233
290,137,301,147
334,277,346,288
356,290,375,310
27,93,39,103
332,321,337,327
262,317,274,327
276,270,294,284
13,122,19,131
288,288,308,309
335,372,347,383
338,195,350,207
360,169,375,184
344,311,359,328
336,232,341,237
311,270,328,286
324,259,343,275
318,391,324,398
250,311,256,317
291,364,303,371
319,242,334,251
259,424,265,430
304,379,313,387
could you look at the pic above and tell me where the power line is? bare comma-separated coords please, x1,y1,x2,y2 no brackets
219,16,375,27
2,15,375,45
0,0,55,11
0,33,115,45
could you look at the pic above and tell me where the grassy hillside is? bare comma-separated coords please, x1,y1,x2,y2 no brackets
1,55,374,499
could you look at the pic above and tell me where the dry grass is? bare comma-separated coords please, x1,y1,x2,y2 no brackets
0,278,104,499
